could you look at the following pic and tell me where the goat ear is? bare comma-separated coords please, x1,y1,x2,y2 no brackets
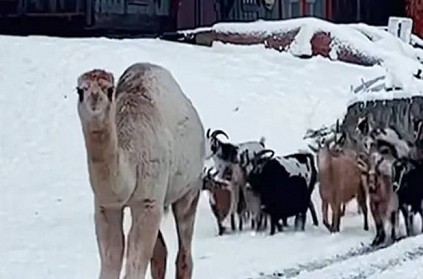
357,116,369,135
356,153,369,173
357,160,369,173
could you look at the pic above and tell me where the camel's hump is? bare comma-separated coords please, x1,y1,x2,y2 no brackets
115,63,166,97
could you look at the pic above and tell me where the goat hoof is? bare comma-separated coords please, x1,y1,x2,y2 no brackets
323,222,332,232
371,238,383,247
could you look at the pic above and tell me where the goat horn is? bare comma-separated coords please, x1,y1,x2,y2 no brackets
415,119,423,143
255,149,275,159
206,128,211,139
335,119,341,133
308,144,318,153
211,129,229,140
207,168,213,176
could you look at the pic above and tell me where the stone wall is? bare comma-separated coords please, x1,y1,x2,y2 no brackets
341,96,423,150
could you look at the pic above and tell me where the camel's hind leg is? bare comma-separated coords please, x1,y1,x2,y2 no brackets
94,204,124,279
124,199,163,279
150,230,167,279
172,186,201,279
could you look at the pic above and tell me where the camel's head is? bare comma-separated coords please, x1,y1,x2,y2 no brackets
76,69,115,124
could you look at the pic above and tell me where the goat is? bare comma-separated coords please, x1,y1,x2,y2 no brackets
244,149,313,235
240,149,319,228
311,137,369,233
358,152,399,246
202,168,232,235
205,128,266,231
283,152,319,226
355,115,411,159
244,182,269,232
391,158,423,236
206,128,266,165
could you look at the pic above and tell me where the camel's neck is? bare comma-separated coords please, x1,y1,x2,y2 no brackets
83,120,118,164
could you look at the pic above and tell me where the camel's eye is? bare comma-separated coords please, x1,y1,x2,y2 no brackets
76,87,84,102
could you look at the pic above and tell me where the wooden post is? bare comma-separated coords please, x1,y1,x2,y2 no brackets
301,0,306,16
326,0,332,20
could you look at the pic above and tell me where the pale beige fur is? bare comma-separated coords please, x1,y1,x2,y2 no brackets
76,63,205,279
315,142,369,233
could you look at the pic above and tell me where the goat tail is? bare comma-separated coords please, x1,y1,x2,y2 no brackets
259,136,266,146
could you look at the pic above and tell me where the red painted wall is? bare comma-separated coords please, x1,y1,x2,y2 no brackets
406,0,423,38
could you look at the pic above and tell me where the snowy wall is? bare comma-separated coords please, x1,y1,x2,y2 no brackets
341,96,423,155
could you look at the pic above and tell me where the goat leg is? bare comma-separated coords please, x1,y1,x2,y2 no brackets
276,220,283,232
256,214,262,231
390,210,399,243
294,215,300,230
270,216,278,235
238,213,243,231
322,201,331,233
282,217,288,227
264,213,268,229
357,186,369,231
409,212,415,235
332,204,341,233
301,211,307,231
230,214,236,231
419,201,423,234
400,205,412,236
341,204,346,217
218,222,226,236
371,223,386,247
308,200,319,226
370,202,386,246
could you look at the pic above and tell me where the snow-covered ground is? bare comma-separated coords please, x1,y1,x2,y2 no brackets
1,28,423,279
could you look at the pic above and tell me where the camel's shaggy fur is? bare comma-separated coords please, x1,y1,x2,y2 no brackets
77,63,206,279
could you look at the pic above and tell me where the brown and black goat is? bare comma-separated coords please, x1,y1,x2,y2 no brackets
202,168,233,235
357,152,399,246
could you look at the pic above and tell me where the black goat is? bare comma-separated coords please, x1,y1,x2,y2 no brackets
284,152,319,226
392,158,423,236
245,149,312,235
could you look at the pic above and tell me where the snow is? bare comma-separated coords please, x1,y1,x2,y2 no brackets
1,30,423,279
209,18,422,65
346,72,423,107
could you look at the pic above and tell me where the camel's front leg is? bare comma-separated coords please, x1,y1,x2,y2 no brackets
124,199,162,279
94,204,124,279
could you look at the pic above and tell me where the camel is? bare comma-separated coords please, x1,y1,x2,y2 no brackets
76,62,206,279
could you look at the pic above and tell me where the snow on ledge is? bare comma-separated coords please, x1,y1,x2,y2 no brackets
346,74,423,107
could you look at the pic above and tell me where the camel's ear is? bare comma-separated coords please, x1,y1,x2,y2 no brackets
76,87,84,102
103,71,115,102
